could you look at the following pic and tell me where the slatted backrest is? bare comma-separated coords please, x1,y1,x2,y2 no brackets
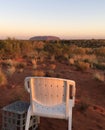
29,77,67,106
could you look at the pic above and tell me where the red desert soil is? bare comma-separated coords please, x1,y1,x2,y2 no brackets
0,61,105,130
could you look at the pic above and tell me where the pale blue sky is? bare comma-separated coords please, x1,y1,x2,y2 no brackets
0,0,105,39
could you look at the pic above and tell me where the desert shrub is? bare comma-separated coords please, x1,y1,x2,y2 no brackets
85,48,93,54
56,55,67,63
45,70,55,77
69,58,75,65
82,55,97,63
50,55,55,62
0,70,7,86
93,62,105,70
72,54,97,65
30,58,37,69
44,43,56,56
76,61,90,71
93,72,104,82
44,43,63,59
32,70,45,76
42,64,46,68
38,51,47,62
63,53,69,59
70,55,81,62
39,56,44,62
69,45,87,55
34,41,45,49
94,47,105,56
32,64,37,70
26,55,38,68
26,51,38,59
31,59,37,65
69,45,77,54
50,64,56,70
15,62,26,69
74,47,86,55
81,55,98,69
6,66,16,76
55,73,61,78
2,59,14,67
15,62,26,73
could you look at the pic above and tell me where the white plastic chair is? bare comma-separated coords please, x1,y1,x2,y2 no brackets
24,77,76,130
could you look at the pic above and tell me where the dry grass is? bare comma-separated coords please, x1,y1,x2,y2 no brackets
15,62,26,73
50,55,55,62
6,66,16,76
31,59,37,69
93,62,105,70
15,62,26,69
0,69,7,86
72,54,97,64
50,64,56,70
32,70,45,76
76,61,90,72
93,72,104,82
45,70,55,77
1,59,14,67
94,47,105,56
69,58,75,65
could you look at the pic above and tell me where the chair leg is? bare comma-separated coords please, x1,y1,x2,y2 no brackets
25,106,31,130
68,110,72,130
38,116,40,124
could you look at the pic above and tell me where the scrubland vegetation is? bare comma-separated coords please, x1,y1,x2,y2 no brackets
0,38,105,83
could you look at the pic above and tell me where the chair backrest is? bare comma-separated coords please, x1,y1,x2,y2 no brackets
25,77,75,107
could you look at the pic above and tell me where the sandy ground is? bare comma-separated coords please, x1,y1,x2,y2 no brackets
0,61,105,130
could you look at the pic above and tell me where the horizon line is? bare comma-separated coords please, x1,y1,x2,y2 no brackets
0,35,105,40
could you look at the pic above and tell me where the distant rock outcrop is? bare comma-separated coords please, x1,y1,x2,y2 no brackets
29,36,60,41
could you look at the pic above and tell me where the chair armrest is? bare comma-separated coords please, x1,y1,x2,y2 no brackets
24,77,30,93
65,81,75,117
69,83,76,107
70,84,76,99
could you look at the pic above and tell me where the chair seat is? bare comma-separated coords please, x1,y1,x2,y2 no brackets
32,102,67,119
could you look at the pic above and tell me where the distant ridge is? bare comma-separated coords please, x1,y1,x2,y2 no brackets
29,36,60,41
